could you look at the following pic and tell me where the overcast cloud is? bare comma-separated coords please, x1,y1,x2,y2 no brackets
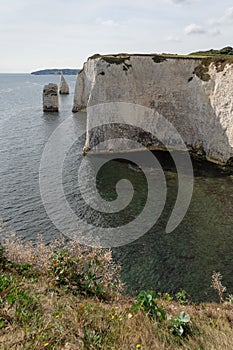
0,0,232,72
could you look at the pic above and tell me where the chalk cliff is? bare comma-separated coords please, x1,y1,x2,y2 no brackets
72,54,233,163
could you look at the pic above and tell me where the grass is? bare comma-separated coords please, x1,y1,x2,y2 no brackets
0,235,233,349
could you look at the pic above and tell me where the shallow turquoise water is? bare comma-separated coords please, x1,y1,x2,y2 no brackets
92,153,233,302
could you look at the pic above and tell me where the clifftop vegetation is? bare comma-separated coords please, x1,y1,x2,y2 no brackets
88,47,233,63
0,235,233,349
189,46,233,56
187,47,232,81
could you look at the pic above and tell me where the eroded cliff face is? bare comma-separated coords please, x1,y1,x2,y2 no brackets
73,55,233,163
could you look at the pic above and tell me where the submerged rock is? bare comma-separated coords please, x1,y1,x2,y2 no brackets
59,73,69,94
43,83,59,112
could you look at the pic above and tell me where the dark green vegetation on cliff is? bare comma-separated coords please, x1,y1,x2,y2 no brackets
193,56,233,81
152,55,167,63
0,237,233,349
189,46,233,56
31,69,80,75
189,46,233,81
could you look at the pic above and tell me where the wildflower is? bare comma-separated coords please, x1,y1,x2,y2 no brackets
135,344,141,349
119,316,123,321
111,315,115,320
55,314,60,318
44,343,49,347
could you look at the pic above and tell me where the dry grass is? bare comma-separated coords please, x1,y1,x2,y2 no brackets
0,235,233,349
2,233,122,294
3,232,62,269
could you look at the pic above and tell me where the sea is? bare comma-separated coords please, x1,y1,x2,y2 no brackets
0,73,233,301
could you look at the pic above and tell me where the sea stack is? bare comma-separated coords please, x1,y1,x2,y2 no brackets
59,73,69,94
43,83,59,112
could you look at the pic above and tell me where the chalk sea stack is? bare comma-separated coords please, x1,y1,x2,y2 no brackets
43,83,59,112
59,73,69,94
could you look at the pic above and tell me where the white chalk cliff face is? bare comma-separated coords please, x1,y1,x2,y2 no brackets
73,55,233,163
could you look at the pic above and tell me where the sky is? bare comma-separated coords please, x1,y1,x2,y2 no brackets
0,0,233,72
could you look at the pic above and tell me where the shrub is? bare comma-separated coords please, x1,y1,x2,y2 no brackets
211,271,226,303
220,46,233,55
48,247,121,297
2,234,122,298
132,290,166,321
175,290,189,305
169,311,193,337
48,250,104,296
